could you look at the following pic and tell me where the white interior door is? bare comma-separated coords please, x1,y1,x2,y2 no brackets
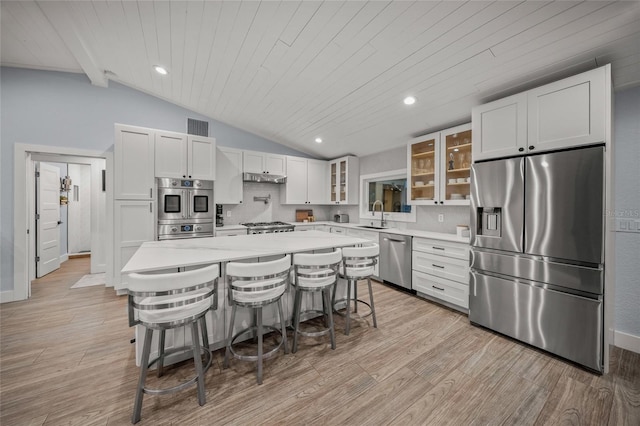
37,163,61,277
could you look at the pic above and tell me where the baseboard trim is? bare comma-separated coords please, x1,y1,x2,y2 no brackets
614,330,640,354
60,254,69,263
0,290,15,304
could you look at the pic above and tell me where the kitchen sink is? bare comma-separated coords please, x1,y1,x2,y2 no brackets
358,225,388,230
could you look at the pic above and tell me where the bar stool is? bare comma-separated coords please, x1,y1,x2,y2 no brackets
223,255,290,385
291,249,342,353
127,263,219,424
333,244,379,335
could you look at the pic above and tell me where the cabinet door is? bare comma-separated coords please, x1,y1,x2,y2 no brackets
114,200,155,290
440,123,471,205
283,156,308,204
243,150,265,173
527,67,606,152
472,93,527,162
115,125,155,200
265,154,286,175
155,131,187,178
306,159,327,204
412,251,469,285
408,132,440,205
188,135,216,180
215,147,243,204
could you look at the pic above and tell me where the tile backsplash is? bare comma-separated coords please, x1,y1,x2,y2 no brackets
220,182,332,225
221,182,470,234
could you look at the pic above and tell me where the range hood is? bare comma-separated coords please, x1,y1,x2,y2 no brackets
243,172,287,184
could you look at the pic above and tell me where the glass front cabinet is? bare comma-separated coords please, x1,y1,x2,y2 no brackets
408,123,471,205
329,156,359,205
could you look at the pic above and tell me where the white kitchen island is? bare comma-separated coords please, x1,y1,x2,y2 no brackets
122,231,371,365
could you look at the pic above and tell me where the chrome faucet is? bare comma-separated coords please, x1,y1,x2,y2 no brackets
372,200,386,228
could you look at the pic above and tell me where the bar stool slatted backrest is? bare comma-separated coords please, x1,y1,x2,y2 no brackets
333,243,379,335
224,255,290,385
291,249,342,352
127,263,219,424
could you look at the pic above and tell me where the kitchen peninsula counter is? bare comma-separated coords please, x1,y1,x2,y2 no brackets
122,230,370,274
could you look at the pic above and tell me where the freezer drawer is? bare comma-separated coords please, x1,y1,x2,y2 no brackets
469,271,603,372
412,251,469,284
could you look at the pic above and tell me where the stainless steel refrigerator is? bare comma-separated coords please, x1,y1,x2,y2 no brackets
469,145,605,372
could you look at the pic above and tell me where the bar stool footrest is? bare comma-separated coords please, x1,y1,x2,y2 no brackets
143,346,212,396
333,298,375,319
228,325,284,362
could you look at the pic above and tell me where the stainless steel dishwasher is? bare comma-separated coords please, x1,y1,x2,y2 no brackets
379,233,412,290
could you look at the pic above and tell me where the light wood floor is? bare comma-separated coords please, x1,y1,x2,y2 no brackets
1,258,638,425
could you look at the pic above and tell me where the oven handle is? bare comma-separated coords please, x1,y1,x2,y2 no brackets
182,190,187,219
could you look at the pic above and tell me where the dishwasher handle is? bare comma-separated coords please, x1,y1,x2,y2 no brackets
383,237,406,244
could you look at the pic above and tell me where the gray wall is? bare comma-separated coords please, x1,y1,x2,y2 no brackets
354,145,471,233
613,86,640,339
0,67,312,293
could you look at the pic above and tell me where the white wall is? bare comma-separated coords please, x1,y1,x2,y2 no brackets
67,164,91,254
613,86,640,347
0,67,313,293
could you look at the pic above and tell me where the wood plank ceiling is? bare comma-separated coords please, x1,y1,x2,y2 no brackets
2,1,639,158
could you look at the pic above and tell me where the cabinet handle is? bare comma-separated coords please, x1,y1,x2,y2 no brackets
149,202,152,213
440,201,444,204
432,246,445,251
432,264,445,269
150,188,153,198
434,201,437,205
518,147,524,152
432,285,445,291
529,146,535,150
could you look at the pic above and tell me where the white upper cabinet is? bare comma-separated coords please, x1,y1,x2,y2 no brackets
188,135,217,180
243,150,286,175
527,66,606,152
114,124,155,200
472,65,609,162
155,132,216,180
154,131,188,178
329,156,359,205
281,157,327,205
472,93,527,161
215,146,243,204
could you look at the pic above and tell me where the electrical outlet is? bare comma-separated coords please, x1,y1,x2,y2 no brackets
438,214,444,223
226,211,231,217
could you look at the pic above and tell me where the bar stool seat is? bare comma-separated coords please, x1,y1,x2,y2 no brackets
291,249,342,353
224,255,290,385
127,263,219,424
333,244,379,335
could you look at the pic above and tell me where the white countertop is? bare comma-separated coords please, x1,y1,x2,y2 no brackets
122,230,370,274
292,221,470,243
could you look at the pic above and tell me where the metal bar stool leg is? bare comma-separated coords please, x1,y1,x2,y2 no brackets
353,281,358,313
157,329,165,378
324,287,336,349
277,298,288,355
292,289,302,353
367,278,377,328
256,307,264,385
345,279,352,335
200,316,210,352
190,322,206,406
224,303,237,369
132,327,153,424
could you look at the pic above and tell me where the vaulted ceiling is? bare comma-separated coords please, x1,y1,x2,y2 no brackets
2,1,639,159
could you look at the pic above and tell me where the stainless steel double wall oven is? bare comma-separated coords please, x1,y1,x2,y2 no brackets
157,178,214,240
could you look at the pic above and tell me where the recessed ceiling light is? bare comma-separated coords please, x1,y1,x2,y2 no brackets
154,65,168,75
315,137,322,143
403,96,416,105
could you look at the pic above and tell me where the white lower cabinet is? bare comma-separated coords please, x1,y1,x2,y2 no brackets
412,237,469,311
215,228,247,237
114,200,155,290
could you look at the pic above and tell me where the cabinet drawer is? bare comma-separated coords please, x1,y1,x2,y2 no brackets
412,251,469,284
412,270,469,309
413,237,469,261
